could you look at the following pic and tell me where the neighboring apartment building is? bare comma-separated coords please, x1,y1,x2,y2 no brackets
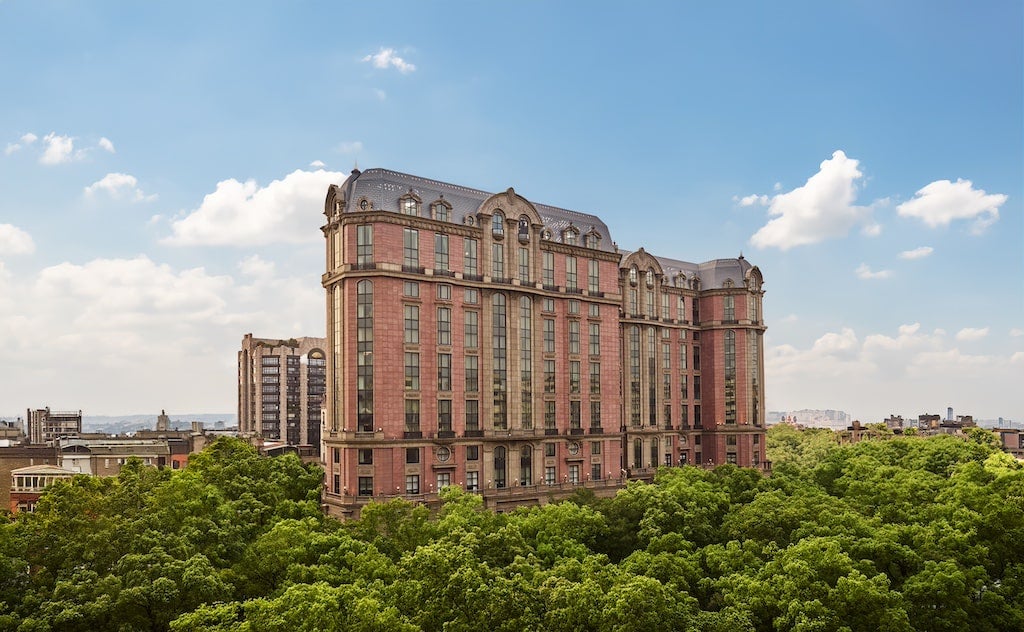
0,445,59,511
320,168,767,518
238,335,327,454
26,408,82,445
9,464,77,513
59,437,172,475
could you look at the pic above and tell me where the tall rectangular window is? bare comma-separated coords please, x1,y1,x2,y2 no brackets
518,247,530,283
464,239,478,276
680,375,688,399
693,346,701,371
437,307,451,346
465,355,478,392
492,243,504,280
403,228,419,269
356,225,373,266
568,321,580,354
405,475,420,494
437,353,452,391
694,375,701,400
661,293,670,320
569,400,581,428
464,311,478,349
678,296,685,321
569,360,580,393
438,399,452,431
590,361,601,394
544,359,555,393
662,342,671,370
565,256,577,290
465,399,479,430
545,401,556,428
404,399,420,432
544,319,555,353
404,305,419,344
589,323,600,356
588,259,599,293
724,295,735,321
590,401,601,428
405,352,419,390
679,344,687,370
435,234,449,272
542,252,554,286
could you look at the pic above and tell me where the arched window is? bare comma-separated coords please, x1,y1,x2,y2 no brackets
356,280,373,432
646,268,655,288
431,199,451,222
520,445,532,485
492,211,505,238
518,216,530,243
629,266,638,285
399,193,420,216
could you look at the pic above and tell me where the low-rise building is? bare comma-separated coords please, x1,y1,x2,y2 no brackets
9,464,76,513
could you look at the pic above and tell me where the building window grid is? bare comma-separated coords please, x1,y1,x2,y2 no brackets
404,305,419,344
437,307,451,346
588,259,599,293
403,229,419,269
464,239,478,276
435,234,449,272
356,225,373,266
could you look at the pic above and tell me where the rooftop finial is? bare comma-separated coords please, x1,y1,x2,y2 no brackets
351,160,360,176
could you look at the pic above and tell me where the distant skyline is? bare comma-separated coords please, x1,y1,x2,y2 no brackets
1,2,1020,422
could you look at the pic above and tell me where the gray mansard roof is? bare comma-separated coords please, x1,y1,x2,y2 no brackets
620,252,756,290
335,168,616,253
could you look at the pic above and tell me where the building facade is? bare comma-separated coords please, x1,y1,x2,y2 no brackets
26,408,82,445
320,168,767,518
238,334,327,453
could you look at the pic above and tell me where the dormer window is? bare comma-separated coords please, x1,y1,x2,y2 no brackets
399,192,421,216
564,227,578,246
358,197,371,211
583,230,601,249
492,211,505,238
432,199,451,222
646,268,655,288
517,216,530,244
541,229,552,240
629,266,638,285
723,278,735,288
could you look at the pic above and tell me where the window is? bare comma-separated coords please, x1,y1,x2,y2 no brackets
464,239,478,276
465,355,479,392
590,362,601,394
592,464,602,480
663,373,672,399
724,295,735,321
544,360,555,393
492,243,504,279
406,447,420,464
633,438,643,469
403,281,419,297
356,225,373,266
405,352,420,390
544,319,555,353
588,259,599,293
437,472,452,489
358,448,373,465
693,345,701,371
680,344,687,370
564,228,578,246
629,289,638,315
518,247,530,283
662,342,671,370
438,353,452,391
542,252,554,286
545,466,556,485
464,311,479,349
661,293,670,320
590,401,601,428
589,303,600,318
692,298,700,323
568,299,580,315
544,443,556,457
435,234,449,272
438,399,452,431
568,321,580,354
405,475,420,494
566,256,577,289
437,284,452,300
437,307,451,345
464,288,478,304
629,266,638,285
569,464,580,484
432,201,450,222
357,280,374,432
518,216,530,243
465,399,479,430
569,361,581,393
467,445,479,460
358,476,373,496
727,453,738,464
678,296,685,321
680,375,688,400
404,305,419,344
492,294,507,429
570,400,581,428
491,212,505,237
694,375,701,400
542,298,555,312
466,471,479,491
725,330,736,424
589,323,601,356
401,196,419,216
494,446,507,488
404,399,420,432
520,446,533,485
403,229,419,269
545,401,556,428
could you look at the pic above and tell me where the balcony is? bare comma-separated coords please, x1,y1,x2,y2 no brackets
402,265,425,274
434,269,455,278
569,428,584,436
542,284,559,292
588,427,604,434
464,429,484,438
463,273,483,282
352,263,377,271
544,428,559,436
403,431,423,439
565,287,583,295
437,430,456,439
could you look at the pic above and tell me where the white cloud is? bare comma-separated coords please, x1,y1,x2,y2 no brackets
766,323,1018,422
5,132,38,155
362,47,416,73
98,137,115,153
861,222,882,237
309,160,326,169
83,172,156,202
955,327,989,342
0,254,324,413
40,132,77,165
749,150,873,250
164,168,344,246
337,141,363,154
1011,328,1024,338
897,178,1007,233
736,194,769,207
855,263,891,280
898,246,933,260
0,224,35,255
237,254,276,278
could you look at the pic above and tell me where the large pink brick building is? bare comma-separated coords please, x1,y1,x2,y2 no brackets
320,168,767,518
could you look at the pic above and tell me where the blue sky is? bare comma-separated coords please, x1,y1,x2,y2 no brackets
1,1,1020,422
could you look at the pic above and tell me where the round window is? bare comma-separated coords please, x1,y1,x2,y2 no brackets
568,442,581,456
437,446,452,462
